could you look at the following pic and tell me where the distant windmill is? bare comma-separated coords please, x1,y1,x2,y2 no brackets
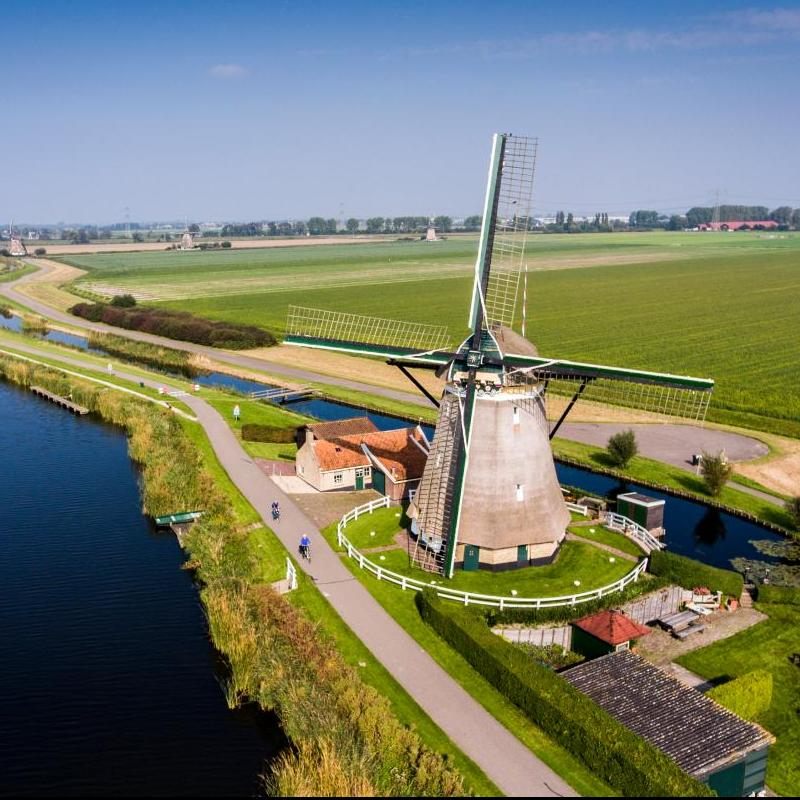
8,219,28,257
286,133,714,577
180,217,194,250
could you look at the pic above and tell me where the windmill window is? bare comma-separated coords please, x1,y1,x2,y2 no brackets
512,406,520,426
516,484,524,502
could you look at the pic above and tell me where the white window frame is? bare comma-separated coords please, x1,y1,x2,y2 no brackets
333,473,343,484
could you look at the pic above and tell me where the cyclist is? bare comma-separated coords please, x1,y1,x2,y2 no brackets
299,534,311,561
271,500,280,520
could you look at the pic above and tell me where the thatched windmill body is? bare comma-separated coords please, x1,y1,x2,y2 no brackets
286,133,713,577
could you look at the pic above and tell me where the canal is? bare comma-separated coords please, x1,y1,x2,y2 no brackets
0,381,284,796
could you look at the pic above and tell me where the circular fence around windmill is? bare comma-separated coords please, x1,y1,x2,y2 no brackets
336,497,657,610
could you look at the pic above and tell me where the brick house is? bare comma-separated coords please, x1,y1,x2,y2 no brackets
295,417,429,500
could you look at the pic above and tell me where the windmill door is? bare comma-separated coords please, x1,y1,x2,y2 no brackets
463,545,480,571
355,469,365,490
372,469,385,495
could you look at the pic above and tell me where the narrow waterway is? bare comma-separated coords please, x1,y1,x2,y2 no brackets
0,381,285,796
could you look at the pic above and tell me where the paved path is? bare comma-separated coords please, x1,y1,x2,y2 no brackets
0,333,576,797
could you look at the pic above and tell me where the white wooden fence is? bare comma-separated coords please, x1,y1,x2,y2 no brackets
336,498,649,610
604,511,665,554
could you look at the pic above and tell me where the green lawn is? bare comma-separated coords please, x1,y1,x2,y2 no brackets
568,522,644,558
339,506,406,549
677,601,800,796
58,231,800,436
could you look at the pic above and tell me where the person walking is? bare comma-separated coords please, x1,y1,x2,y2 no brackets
233,404,240,422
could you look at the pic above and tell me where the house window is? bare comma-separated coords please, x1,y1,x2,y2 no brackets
364,466,371,476
333,473,343,484
298,465,304,474
512,406,520,426
516,484,524,502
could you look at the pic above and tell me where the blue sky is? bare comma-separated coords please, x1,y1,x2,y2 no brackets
4,1,800,223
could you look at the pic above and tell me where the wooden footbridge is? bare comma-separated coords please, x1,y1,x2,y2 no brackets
30,385,88,415
249,385,315,403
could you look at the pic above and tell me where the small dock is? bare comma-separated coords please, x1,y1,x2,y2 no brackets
154,511,203,546
30,385,89,415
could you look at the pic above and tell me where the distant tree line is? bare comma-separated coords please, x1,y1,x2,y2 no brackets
627,205,800,231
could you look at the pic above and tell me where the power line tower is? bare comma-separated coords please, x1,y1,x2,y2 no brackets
711,190,721,227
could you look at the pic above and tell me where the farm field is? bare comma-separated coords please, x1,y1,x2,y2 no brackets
57,232,800,434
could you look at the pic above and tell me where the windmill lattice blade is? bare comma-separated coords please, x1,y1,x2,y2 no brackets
511,370,713,422
484,135,538,330
286,305,452,352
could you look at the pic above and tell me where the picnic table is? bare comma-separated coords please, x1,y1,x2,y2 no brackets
659,609,700,633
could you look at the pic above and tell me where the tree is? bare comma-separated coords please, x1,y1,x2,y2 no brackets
346,217,359,234
325,218,338,235
366,217,385,234
792,209,800,230
786,496,800,529
307,217,326,235
555,211,565,226
131,232,144,243
700,451,732,497
188,223,200,233
607,429,638,468
110,293,137,308
463,215,482,231
667,214,685,231
34,247,46,256
769,206,793,225
433,215,452,233
686,207,713,228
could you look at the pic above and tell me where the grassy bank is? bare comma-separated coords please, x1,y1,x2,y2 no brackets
552,437,796,533
0,353,471,796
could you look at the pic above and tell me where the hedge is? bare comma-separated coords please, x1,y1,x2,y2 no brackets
415,590,711,797
485,576,667,626
754,584,800,605
241,423,297,443
706,670,773,721
648,550,743,598
69,302,277,350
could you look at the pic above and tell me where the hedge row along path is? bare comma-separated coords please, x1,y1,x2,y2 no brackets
0,332,575,797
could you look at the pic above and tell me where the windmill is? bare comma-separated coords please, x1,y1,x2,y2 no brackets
285,133,714,578
8,219,28,257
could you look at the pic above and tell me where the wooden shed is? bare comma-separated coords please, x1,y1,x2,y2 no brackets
616,491,665,531
571,609,651,660
563,650,774,796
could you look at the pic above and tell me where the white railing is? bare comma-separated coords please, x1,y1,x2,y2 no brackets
336,499,648,609
286,557,298,591
565,501,588,516
604,512,665,553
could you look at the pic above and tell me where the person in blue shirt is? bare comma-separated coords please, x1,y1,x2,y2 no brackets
299,534,311,560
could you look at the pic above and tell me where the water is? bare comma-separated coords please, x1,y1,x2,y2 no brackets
0,381,285,796
0,314,101,352
555,462,788,571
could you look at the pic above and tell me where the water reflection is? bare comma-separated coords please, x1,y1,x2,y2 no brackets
693,508,726,547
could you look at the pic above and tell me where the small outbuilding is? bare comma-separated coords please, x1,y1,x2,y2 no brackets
616,491,665,532
571,609,651,659
563,650,774,796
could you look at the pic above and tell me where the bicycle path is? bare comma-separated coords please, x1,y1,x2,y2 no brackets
0,333,576,797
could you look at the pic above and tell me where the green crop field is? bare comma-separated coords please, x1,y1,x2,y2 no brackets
58,231,800,434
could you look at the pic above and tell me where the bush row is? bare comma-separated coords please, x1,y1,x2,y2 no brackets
415,589,711,797
87,331,200,377
648,550,743,598
755,584,800,605
241,423,297,443
69,301,277,350
707,670,773,721
0,356,463,796
485,575,666,626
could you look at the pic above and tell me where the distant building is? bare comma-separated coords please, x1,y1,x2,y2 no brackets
564,650,774,796
699,220,778,231
295,417,428,500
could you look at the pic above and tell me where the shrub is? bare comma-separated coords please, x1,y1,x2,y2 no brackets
415,590,711,797
34,247,46,256
515,643,584,670
785,496,800,530
69,302,277,350
241,423,297,443
648,550,743,597
0,305,11,319
21,315,48,335
707,670,773,721
700,450,733,497
221,240,232,248
755,584,800,605
110,293,137,308
607,429,638,467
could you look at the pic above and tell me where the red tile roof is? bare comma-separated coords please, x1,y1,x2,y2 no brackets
313,426,428,482
307,416,378,439
573,610,651,645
